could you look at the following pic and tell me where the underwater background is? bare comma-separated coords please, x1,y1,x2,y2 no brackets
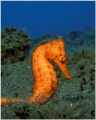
1,1,95,38
1,1,95,119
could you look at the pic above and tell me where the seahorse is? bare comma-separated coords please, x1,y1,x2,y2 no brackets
1,37,72,107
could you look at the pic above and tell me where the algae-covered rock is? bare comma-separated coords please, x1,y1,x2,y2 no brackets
1,27,32,64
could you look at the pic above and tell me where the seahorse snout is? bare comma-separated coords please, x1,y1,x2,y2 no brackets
54,56,72,79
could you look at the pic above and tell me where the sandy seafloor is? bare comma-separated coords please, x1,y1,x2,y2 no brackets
1,27,95,119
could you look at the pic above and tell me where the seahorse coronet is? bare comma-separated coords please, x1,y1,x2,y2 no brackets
1,36,72,107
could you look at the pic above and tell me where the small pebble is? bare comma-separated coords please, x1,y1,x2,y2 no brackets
70,103,72,106
82,89,90,94
28,66,30,69
6,83,9,86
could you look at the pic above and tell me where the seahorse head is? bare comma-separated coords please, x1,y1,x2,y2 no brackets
46,37,67,63
46,37,72,79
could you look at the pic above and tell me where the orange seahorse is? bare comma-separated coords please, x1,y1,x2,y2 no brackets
1,37,72,107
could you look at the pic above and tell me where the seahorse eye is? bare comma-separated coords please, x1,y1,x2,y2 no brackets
60,55,67,63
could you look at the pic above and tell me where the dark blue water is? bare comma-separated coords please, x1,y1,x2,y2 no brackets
1,1,95,39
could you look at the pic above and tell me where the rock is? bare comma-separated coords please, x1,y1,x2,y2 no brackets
82,89,90,94
1,27,32,64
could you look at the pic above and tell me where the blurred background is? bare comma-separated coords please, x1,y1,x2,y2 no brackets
1,1,95,39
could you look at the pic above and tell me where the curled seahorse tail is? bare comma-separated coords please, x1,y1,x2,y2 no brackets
1,95,50,107
1,98,24,107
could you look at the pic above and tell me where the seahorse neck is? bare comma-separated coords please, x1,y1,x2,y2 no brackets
44,42,52,59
